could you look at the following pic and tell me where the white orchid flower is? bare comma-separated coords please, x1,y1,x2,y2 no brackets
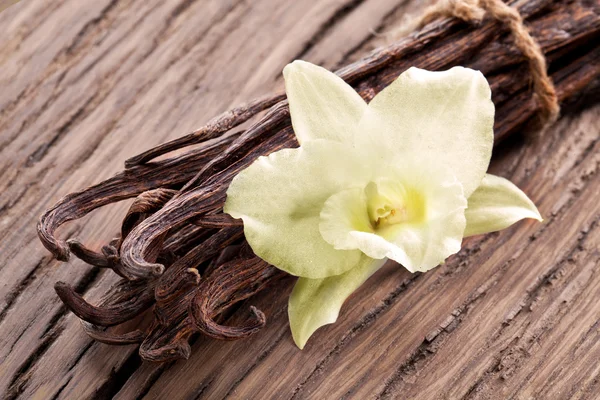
224,60,542,349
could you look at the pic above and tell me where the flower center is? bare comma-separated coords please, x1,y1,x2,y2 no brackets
365,180,425,229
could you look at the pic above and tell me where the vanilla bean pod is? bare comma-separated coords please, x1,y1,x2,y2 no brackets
37,0,600,362
154,227,244,306
55,279,156,327
77,280,151,345
125,94,286,168
38,132,239,261
138,238,283,362
65,188,180,277
189,245,286,340
81,321,147,345
55,200,220,329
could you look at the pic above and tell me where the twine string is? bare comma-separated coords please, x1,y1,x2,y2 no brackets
418,0,560,125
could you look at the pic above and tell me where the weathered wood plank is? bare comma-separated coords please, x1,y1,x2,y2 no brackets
0,0,598,399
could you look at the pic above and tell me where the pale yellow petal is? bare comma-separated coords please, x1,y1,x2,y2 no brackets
288,256,387,349
224,140,372,279
319,186,374,250
357,66,495,197
464,174,542,237
283,60,367,144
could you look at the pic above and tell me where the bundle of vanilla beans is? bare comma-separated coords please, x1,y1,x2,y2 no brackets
37,0,599,362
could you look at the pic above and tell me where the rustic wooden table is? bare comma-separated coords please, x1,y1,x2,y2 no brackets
1,0,599,399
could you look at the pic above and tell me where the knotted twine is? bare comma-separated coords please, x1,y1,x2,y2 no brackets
412,0,560,126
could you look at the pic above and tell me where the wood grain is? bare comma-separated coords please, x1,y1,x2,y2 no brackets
0,0,598,399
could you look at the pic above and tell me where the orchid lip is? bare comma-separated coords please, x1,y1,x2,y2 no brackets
364,179,426,230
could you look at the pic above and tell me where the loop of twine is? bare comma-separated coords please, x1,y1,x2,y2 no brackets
418,0,560,126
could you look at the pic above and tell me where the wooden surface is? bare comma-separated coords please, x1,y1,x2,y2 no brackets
0,0,598,399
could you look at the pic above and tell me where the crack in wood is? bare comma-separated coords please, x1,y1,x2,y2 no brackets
3,265,104,398
222,323,288,398
26,94,103,167
5,325,65,400
190,376,215,400
0,1,64,61
128,363,172,400
64,0,122,57
292,0,368,62
335,0,418,68
69,3,164,87
0,257,47,325
49,375,73,400
94,351,142,400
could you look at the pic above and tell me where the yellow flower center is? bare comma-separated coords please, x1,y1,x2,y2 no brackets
365,180,425,230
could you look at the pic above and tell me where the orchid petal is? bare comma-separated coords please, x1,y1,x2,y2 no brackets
464,174,542,237
283,60,367,144
357,66,494,197
288,256,387,349
318,186,374,249
224,139,371,279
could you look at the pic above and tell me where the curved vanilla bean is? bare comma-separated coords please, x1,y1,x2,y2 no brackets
189,254,286,340
65,238,132,279
54,280,156,326
192,305,266,340
66,239,110,267
142,270,199,362
155,227,243,305
119,188,179,246
120,232,172,279
191,213,242,228
118,183,228,279
140,319,193,362
37,135,237,261
125,94,285,168
81,322,146,345
99,242,132,278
